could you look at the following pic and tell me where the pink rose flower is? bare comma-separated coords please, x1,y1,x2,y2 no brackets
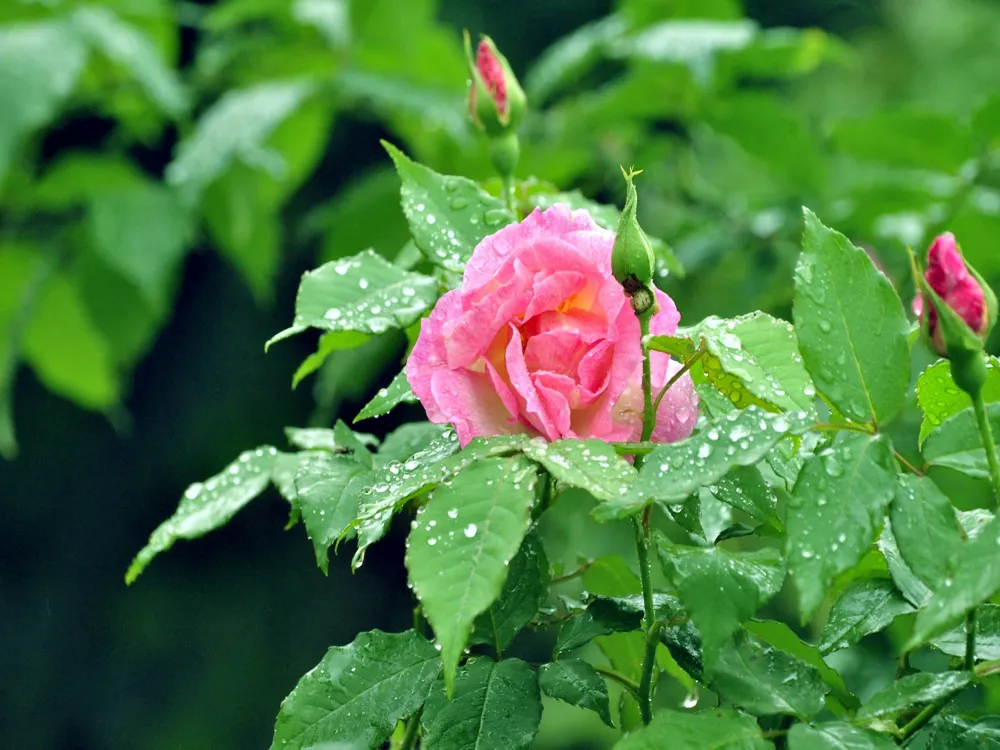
406,205,699,447
912,232,988,354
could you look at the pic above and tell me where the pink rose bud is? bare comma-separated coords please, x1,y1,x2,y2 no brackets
465,33,526,137
406,205,699,447
913,232,993,356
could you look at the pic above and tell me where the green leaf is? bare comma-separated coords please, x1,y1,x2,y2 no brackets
383,141,515,273
927,715,1000,748
85,179,193,311
890,475,966,589
166,80,315,198
333,419,374,467
856,671,972,721
295,453,373,574
269,629,441,750
283,426,378,453
905,513,1000,649
523,438,636,502
656,533,785,666
556,594,702,679
932,604,1000,661
595,406,811,521
613,707,772,750
878,521,932,608
126,446,283,583
539,659,613,727
350,433,525,569
793,209,910,426
267,250,438,346
744,620,859,712
786,432,898,621
471,530,549,653
0,21,88,183
832,110,975,173
292,331,370,389
406,456,537,692
709,466,783,531
377,422,448,465
651,312,816,413
710,633,828,719
923,402,1000,479
421,658,542,750
582,555,643,596
916,358,1000,446
354,369,417,422
23,266,119,412
818,579,914,654
788,723,897,750
72,6,187,118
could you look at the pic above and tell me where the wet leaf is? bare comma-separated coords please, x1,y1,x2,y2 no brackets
522,438,636,502
355,369,418,422
890,475,966,589
650,312,816,413
916,358,1000,446
269,629,440,750
421,658,541,749
932,604,1000,661
539,659,613,727
471,530,549,653
818,579,914,654
786,433,898,621
406,456,537,692
857,671,972,721
793,209,910,426
709,633,828,719
923,402,1000,479
595,406,811,521
613,707,773,750
656,532,785,666
788,722,896,750
384,141,514,273
267,250,438,346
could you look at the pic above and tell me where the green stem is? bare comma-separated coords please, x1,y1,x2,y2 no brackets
400,708,422,750
501,173,515,215
613,442,657,456
633,507,658,725
891,655,1000,743
972,388,1000,507
639,314,654,447
592,665,640,697
966,609,977,671
651,343,705,417
897,700,945,743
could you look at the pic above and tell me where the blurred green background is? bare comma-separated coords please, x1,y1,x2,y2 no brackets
3,0,1000,747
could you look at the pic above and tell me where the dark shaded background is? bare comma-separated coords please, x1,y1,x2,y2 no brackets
0,1,905,747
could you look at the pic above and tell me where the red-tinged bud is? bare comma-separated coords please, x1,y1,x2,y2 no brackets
465,32,526,137
912,232,997,395
913,233,994,353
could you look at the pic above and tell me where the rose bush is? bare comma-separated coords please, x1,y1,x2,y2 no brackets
406,205,698,446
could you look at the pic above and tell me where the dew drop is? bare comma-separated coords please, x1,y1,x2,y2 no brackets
464,523,478,538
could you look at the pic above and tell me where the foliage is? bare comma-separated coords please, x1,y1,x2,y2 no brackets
7,0,999,745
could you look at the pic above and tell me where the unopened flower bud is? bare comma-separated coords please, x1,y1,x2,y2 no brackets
465,33,526,137
913,232,997,394
612,168,656,295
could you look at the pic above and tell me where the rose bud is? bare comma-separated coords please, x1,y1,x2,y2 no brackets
612,168,658,316
465,33,526,137
913,232,997,394
913,233,996,355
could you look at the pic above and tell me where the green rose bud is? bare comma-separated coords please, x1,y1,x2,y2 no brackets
612,167,656,289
